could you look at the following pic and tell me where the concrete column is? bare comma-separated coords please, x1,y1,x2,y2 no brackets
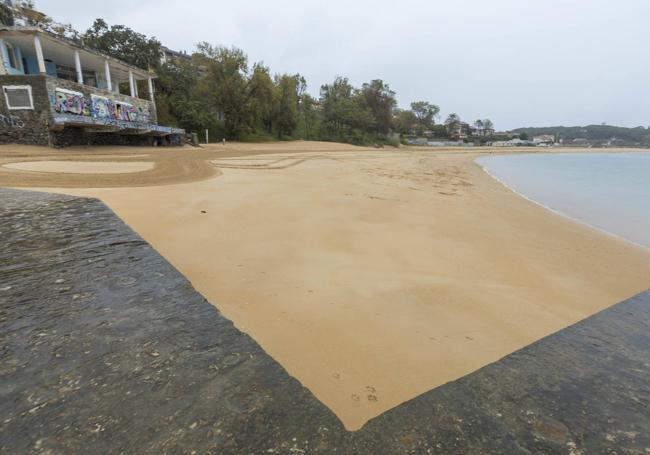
34,34,46,74
147,77,155,103
129,70,135,98
74,50,83,84
104,60,112,92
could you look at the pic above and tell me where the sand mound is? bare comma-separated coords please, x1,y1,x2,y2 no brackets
4,161,155,174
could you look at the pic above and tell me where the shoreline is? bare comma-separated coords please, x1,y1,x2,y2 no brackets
2,142,650,430
474,159,650,253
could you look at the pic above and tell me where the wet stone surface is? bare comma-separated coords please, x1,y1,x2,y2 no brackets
1,188,649,454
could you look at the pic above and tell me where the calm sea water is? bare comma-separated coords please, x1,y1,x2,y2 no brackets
475,152,650,250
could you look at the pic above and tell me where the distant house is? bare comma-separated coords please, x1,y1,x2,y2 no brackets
160,46,192,66
533,134,555,146
470,126,495,137
0,26,184,146
606,137,624,147
449,122,471,140
492,138,536,147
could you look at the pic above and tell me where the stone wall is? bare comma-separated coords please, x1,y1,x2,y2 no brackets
0,75,51,146
0,74,183,147
50,127,183,147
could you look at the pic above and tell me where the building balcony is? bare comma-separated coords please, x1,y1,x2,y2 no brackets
0,27,183,140
0,26,154,102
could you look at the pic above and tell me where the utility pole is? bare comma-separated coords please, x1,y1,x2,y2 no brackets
205,129,209,144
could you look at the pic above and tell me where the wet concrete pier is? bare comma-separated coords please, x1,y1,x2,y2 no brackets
1,188,649,454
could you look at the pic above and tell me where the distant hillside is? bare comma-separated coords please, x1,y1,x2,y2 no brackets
512,125,650,146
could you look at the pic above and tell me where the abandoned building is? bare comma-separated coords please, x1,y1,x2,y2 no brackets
0,26,184,146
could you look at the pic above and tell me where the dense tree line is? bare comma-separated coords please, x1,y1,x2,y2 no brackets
81,18,418,145
76,17,484,145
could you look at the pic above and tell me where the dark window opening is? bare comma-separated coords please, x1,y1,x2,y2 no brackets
6,43,17,69
55,64,98,87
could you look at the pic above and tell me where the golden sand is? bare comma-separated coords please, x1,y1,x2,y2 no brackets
3,142,650,430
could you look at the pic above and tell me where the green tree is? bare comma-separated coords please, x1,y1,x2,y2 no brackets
410,101,440,132
84,19,161,71
393,109,417,135
473,119,484,136
155,60,213,134
294,76,319,139
196,43,251,139
0,2,15,26
482,119,494,136
297,93,322,140
445,113,462,135
273,74,299,138
320,77,373,142
248,64,276,133
358,79,397,135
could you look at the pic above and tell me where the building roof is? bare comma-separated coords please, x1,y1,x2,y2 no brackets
0,26,152,81
161,46,191,60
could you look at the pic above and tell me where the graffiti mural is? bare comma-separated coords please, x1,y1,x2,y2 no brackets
53,88,90,116
91,95,114,119
52,114,184,136
91,96,140,122
51,88,153,124
115,102,139,122
0,114,25,128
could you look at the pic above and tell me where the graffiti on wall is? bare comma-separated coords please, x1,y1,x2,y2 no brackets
114,101,139,122
90,95,141,122
91,95,113,119
52,114,184,135
51,88,152,124
0,114,25,128
53,88,90,116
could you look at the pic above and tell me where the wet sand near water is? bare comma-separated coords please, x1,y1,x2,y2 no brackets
3,142,650,430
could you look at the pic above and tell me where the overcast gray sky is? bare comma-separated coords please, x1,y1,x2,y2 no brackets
38,0,650,130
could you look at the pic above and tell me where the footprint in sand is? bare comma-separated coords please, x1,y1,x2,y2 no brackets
351,394,360,402
332,372,340,380
365,386,378,402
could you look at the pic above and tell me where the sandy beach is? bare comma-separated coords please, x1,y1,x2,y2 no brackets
2,141,650,430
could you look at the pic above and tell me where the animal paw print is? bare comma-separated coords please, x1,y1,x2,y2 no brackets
365,386,378,402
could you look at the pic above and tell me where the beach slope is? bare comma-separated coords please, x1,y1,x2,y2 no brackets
3,142,649,430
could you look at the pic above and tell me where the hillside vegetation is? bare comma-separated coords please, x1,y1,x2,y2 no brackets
513,125,650,146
